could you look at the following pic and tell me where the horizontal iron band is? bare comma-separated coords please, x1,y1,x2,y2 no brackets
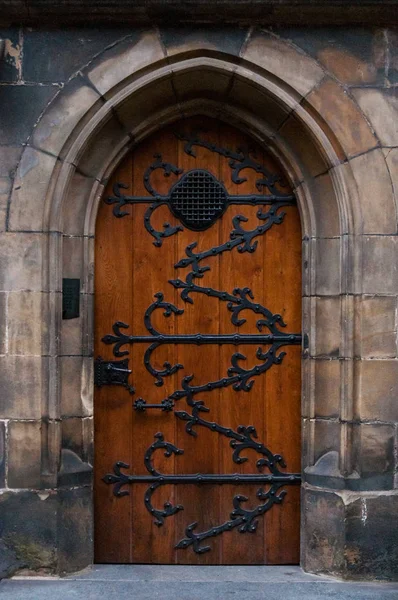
108,333,302,345
107,194,296,205
107,473,301,485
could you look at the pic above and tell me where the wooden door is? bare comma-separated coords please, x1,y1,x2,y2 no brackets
94,117,302,565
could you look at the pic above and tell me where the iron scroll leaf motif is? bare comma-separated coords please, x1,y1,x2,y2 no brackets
103,133,296,244
103,415,301,553
100,132,302,554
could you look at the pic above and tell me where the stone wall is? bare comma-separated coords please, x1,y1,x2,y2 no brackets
0,24,397,580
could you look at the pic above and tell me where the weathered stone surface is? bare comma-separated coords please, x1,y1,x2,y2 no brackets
0,490,57,572
345,493,398,579
350,148,396,235
355,359,398,422
9,147,57,231
0,26,21,82
160,27,247,58
62,173,99,237
314,359,340,418
385,147,398,216
278,112,328,178
242,30,324,98
302,486,345,575
356,295,397,358
31,76,101,157
7,291,47,355
0,539,22,579
362,236,398,294
314,297,341,357
60,357,92,417
115,77,176,134
314,237,341,295
276,27,386,86
0,84,57,145
304,79,377,159
0,356,45,419
313,419,341,463
0,420,5,487
173,68,231,103
300,173,340,238
0,232,44,292
228,75,291,131
57,485,93,574
352,423,395,490
7,420,42,488
0,144,23,231
86,30,165,97
0,292,6,355
352,88,398,148
22,28,133,83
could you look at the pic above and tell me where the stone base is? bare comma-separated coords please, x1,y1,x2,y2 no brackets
302,485,398,581
0,485,92,578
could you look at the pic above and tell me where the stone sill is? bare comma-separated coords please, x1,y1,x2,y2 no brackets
1,0,398,27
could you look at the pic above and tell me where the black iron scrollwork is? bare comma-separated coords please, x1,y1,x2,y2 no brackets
103,134,295,244
103,416,301,553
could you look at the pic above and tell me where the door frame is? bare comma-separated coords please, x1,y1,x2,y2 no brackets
40,50,357,574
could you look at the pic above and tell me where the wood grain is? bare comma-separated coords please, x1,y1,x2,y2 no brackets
94,117,302,564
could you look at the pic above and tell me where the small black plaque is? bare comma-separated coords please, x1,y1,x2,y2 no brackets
62,278,80,319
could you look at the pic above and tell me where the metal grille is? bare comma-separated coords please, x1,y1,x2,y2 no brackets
169,170,228,230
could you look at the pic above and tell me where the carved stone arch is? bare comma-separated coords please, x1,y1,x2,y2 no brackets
8,36,389,575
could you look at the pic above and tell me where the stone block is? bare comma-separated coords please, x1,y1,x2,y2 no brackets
173,68,232,103
352,423,395,490
0,144,23,178
355,359,398,422
86,30,165,97
115,77,176,134
304,79,377,159
7,420,42,488
349,148,396,234
0,490,57,571
0,232,45,292
22,28,133,83
7,291,48,356
57,485,93,574
160,27,247,59
345,493,398,579
356,295,397,358
276,27,385,86
0,539,22,579
0,356,45,419
278,112,328,178
74,114,129,179
228,75,291,131
314,297,341,358
362,236,398,294
60,356,92,417
301,173,340,238
61,417,92,465
62,172,99,237
352,88,398,148
31,75,101,157
385,147,398,213
313,419,341,463
314,237,341,295
9,147,57,231
242,30,324,98
0,27,21,82
0,420,5,487
301,486,345,575
0,292,6,355
314,359,341,418
0,84,57,145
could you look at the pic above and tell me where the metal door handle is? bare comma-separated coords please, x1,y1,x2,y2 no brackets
133,398,174,412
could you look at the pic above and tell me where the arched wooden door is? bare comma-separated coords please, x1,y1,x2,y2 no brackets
94,117,302,565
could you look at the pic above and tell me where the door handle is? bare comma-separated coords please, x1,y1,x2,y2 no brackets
133,398,174,412
94,356,135,394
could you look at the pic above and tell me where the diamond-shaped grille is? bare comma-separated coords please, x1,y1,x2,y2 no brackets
169,170,228,230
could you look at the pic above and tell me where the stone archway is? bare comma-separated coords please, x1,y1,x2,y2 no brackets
5,29,396,578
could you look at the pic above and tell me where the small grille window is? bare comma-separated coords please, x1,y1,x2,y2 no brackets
169,170,228,230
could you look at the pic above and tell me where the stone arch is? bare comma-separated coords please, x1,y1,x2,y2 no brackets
7,30,395,575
